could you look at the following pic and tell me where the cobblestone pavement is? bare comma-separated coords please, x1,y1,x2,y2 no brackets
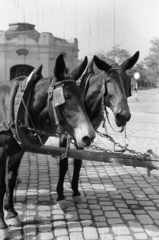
8,89,159,240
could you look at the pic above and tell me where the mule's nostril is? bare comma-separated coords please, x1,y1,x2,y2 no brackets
116,113,121,121
82,136,91,147
116,112,131,123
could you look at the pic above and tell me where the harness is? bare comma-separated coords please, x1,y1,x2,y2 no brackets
1,70,76,151
80,63,130,151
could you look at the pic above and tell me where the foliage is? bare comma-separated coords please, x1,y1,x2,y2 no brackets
143,37,159,86
92,40,159,88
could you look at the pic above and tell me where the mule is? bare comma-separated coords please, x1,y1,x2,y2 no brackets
0,54,95,239
56,51,140,208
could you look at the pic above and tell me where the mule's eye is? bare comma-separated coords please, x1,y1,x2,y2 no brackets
65,93,71,100
108,95,114,100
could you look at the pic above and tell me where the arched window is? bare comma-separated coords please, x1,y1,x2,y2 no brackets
10,64,34,80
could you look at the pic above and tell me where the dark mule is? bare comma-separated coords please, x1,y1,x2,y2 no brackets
0,54,95,239
57,51,140,208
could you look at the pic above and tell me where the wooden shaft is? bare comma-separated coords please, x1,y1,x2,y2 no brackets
26,146,159,170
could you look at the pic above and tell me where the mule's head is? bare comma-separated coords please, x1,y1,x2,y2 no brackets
53,54,95,147
93,51,139,127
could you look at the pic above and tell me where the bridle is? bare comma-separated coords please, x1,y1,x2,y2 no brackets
47,75,75,128
101,64,127,133
80,64,129,132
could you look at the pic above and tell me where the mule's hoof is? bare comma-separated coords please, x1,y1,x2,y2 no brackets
5,216,21,227
0,228,9,240
72,196,83,204
57,200,74,209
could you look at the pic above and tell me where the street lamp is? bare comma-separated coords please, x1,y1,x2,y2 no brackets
133,72,140,101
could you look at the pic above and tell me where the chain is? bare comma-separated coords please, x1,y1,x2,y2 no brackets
21,121,154,175
92,130,154,175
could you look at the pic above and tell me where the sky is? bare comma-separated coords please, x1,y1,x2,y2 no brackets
1,0,159,62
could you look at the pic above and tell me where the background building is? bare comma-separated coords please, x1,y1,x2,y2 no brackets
0,22,79,82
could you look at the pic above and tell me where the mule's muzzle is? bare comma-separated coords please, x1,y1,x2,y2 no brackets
115,111,131,127
75,126,95,148
82,135,94,147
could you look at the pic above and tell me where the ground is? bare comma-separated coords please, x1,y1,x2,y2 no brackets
7,88,159,239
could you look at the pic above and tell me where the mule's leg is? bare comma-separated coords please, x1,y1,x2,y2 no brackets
4,151,24,227
0,148,9,240
72,159,83,204
56,135,73,209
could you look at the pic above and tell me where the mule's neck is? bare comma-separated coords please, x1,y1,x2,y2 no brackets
84,72,104,129
29,78,52,125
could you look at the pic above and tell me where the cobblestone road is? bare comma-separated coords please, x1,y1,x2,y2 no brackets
8,89,159,240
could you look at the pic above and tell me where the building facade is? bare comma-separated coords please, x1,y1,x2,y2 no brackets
0,22,79,82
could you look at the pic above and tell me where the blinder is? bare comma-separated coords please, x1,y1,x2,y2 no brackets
53,85,65,107
128,82,132,97
47,76,76,126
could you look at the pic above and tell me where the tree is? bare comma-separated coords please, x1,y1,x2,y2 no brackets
107,45,131,65
143,37,159,86
93,45,131,73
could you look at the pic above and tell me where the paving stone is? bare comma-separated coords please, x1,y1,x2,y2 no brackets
53,221,66,228
67,221,82,232
107,218,123,225
78,209,90,214
92,209,103,216
122,214,136,220
95,222,107,227
145,225,159,237
115,236,133,240
134,232,148,239
81,220,93,226
54,228,68,237
83,227,98,240
121,192,134,200
56,236,69,240
99,233,114,240
147,211,159,219
38,232,54,240
139,201,154,206
128,221,144,232
70,232,84,240
97,227,110,234
79,214,92,220
23,225,37,235
119,208,132,214
112,224,130,235
38,224,52,232
105,211,120,218
102,206,116,211
136,215,154,224
52,209,64,215
53,214,64,220
114,203,128,208
90,204,101,209
66,212,78,221
94,216,106,222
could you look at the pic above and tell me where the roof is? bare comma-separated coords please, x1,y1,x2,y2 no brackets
5,22,40,42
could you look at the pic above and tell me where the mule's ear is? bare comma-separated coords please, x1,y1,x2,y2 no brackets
69,56,88,80
87,59,95,74
54,54,65,80
33,65,43,78
121,51,140,70
93,56,111,72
